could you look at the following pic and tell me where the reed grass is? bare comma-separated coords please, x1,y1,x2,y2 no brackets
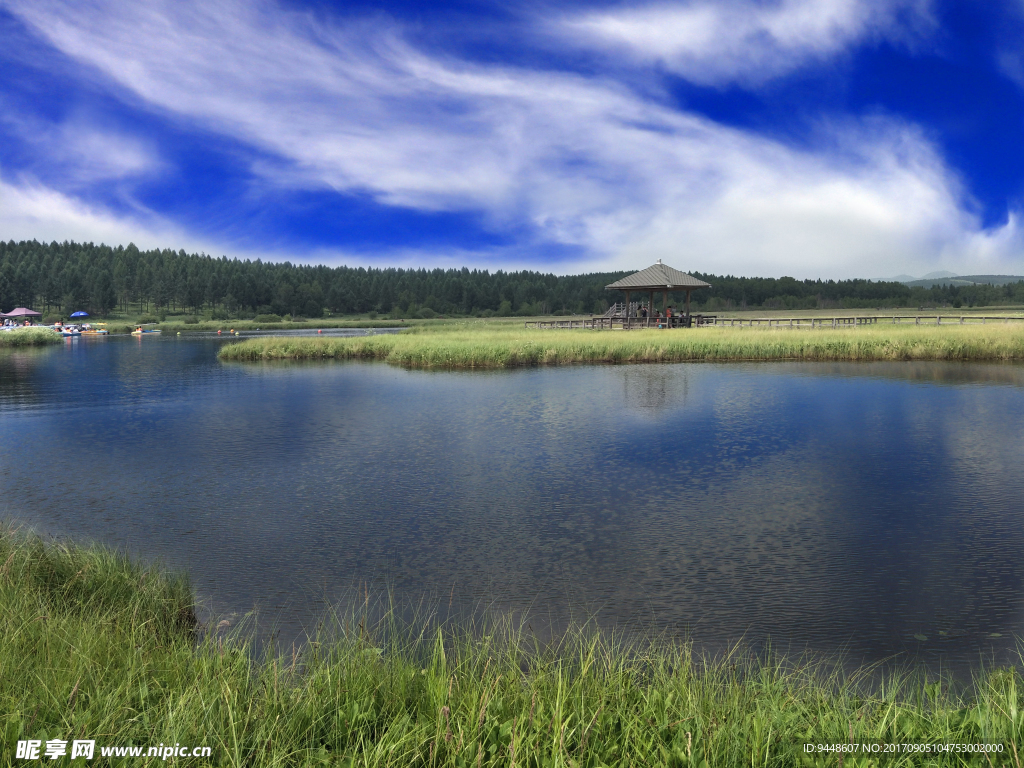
2,525,1022,766
0,327,62,347
218,323,1024,369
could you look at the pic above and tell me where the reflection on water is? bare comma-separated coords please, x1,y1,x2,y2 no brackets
622,366,691,415
799,360,1024,388
2,336,1023,673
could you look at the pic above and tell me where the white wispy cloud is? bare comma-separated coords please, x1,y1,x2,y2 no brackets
551,0,934,86
0,173,172,248
0,172,241,258
50,126,159,184
1,113,162,187
1,0,1020,277
0,171,526,270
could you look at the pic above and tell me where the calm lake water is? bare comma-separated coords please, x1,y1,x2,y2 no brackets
2,333,1023,672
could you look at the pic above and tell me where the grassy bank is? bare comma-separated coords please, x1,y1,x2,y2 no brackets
218,323,1024,368
0,327,62,347
3,526,1022,767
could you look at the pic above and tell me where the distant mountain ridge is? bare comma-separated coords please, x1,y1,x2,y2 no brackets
875,273,1024,288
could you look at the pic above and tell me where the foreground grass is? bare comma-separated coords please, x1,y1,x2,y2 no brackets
218,323,1024,368
3,527,1023,767
0,327,62,347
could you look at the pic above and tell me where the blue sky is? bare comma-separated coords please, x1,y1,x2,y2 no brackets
2,0,1024,278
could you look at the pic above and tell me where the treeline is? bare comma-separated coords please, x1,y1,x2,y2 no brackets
1,239,1023,318
693,273,1024,311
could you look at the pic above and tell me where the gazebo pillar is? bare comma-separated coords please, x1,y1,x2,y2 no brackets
624,289,631,328
649,291,654,327
663,289,668,326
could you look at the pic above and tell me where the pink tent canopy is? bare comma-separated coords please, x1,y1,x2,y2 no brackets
1,307,42,318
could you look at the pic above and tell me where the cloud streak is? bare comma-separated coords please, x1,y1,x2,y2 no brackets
1,113,162,188
1,0,1020,277
552,0,934,86
0,173,181,250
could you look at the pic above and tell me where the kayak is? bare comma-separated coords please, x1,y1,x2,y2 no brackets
81,329,109,335
131,329,162,335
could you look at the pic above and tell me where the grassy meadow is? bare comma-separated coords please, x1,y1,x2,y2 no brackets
218,322,1024,369
0,327,62,347
159,307,1024,337
3,525,1023,767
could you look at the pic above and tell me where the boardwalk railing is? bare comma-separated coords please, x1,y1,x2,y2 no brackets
603,301,648,318
526,316,699,330
525,315,1024,330
709,315,1024,328
526,315,712,330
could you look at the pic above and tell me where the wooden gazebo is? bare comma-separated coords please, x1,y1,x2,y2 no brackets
605,260,711,324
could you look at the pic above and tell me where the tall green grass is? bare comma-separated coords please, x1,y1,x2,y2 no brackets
219,324,1024,368
2,525,1023,766
0,327,62,347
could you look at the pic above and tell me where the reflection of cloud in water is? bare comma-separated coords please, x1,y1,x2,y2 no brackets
621,365,692,417
0,346,61,409
3,346,1024,673
788,360,1024,388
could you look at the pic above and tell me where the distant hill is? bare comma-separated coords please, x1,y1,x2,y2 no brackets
874,271,962,284
904,274,1024,289
875,273,1024,288
904,277,976,288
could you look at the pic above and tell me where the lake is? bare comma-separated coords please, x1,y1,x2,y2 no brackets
2,333,1023,673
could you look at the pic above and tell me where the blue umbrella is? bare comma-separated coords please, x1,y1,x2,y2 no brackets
70,311,89,318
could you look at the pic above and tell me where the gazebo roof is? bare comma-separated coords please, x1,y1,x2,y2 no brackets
1,307,42,317
605,261,711,291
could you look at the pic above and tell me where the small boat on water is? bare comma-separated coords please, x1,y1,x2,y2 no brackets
53,323,110,336
131,327,162,335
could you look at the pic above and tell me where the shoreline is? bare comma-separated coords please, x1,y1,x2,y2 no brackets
3,526,1022,765
218,324,1024,368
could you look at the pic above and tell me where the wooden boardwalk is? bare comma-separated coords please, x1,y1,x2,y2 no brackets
526,314,1024,330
